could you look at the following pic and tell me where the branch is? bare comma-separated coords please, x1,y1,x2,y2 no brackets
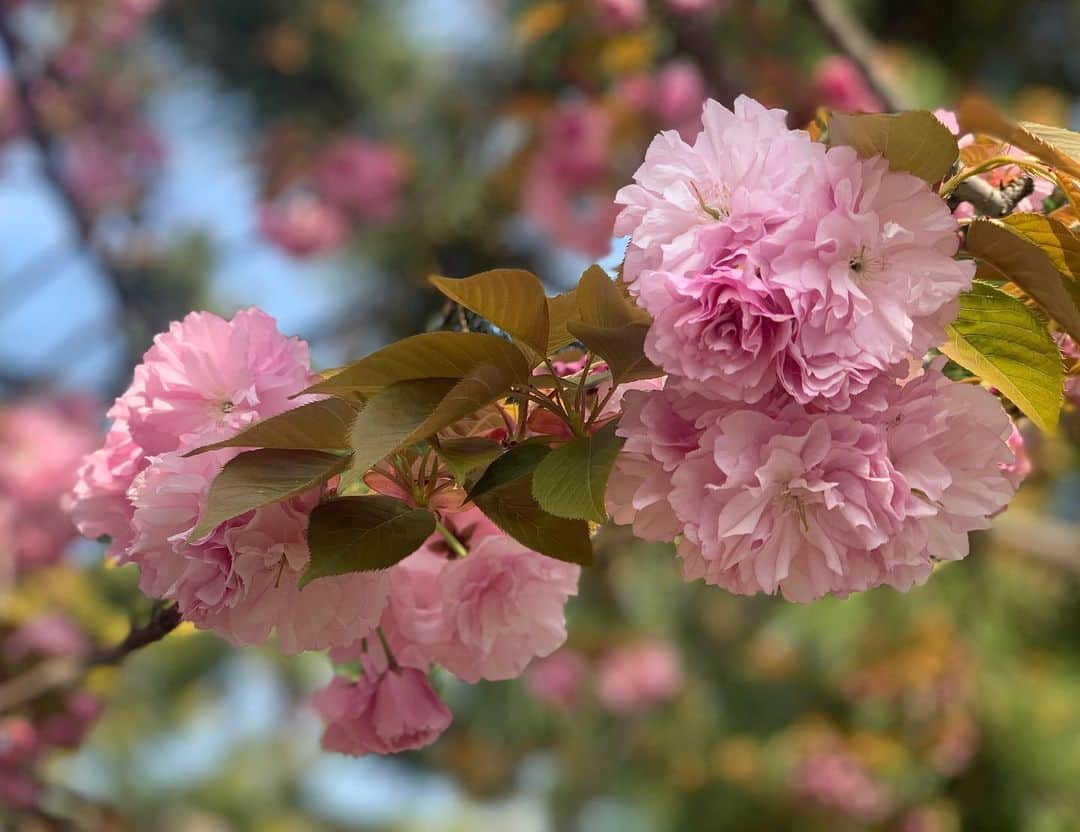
0,604,181,714
950,174,1035,218
800,0,903,111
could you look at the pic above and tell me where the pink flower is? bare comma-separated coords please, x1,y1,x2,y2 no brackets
652,61,706,133
616,96,816,284
68,414,143,559
64,121,163,214
433,532,581,683
316,138,407,222
313,669,452,756
593,0,645,30
620,97,974,409
597,640,682,714
119,307,316,456
797,749,892,821
537,102,612,189
813,56,884,113
609,364,1015,602
260,191,348,258
524,649,586,710
0,397,98,571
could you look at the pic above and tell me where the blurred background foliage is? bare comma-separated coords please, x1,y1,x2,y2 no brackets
1,0,1079,829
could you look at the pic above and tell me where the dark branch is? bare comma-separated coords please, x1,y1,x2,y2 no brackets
950,174,1035,218
89,603,183,667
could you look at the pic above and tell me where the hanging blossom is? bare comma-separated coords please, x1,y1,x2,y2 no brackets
608,363,1017,602
616,96,975,409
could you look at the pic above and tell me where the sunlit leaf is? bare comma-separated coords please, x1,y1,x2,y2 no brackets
965,217,1080,340
828,110,959,183
997,213,1080,313
300,496,435,587
957,96,1080,181
192,449,349,539
303,331,529,398
940,282,1064,434
531,420,625,523
184,398,359,456
429,269,549,363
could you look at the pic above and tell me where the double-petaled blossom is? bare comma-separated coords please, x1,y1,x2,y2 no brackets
372,508,581,683
313,669,452,757
617,96,975,409
69,309,389,652
610,364,1016,602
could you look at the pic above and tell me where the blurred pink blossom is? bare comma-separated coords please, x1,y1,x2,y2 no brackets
316,138,407,223
260,191,349,258
524,649,586,710
813,56,884,113
597,640,683,714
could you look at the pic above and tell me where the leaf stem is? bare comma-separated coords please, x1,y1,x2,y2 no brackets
434,519,469,559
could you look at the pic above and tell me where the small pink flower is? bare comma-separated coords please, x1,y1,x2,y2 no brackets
813,56,884,113
665,0,726,12
652,61,706,133
797,749,892,821
316,138,407,222
314,669,452,756
597,640,682,714
260,191,348,258
524,649,586,710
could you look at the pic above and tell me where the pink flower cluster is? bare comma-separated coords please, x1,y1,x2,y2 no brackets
607,96,1018,601
69,309,581,757
0,396,98,574
260,137,407,259
315,507,580,755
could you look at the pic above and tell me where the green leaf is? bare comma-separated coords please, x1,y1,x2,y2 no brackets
576,264,649,327
531,420,625,523
473,474,593,566
940,282,1064,434
828,110,959,183
192,449,350,539
467,441,552,501
184,398,359,456
565,320,661,384
429,270,549,363
547,289,582,353
435,436,504,484
303,331,530,398
348,359,527,477
965,218,1080,340
300,496,435,587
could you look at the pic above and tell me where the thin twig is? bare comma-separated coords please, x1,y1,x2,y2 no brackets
800,0,903,111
